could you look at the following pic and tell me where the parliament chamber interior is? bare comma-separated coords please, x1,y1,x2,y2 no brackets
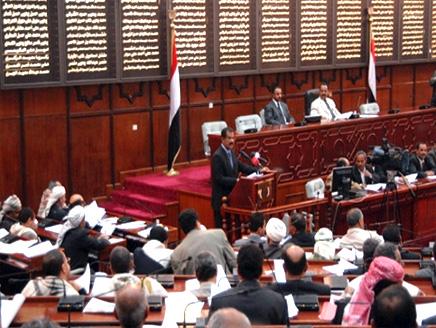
1,0,436,327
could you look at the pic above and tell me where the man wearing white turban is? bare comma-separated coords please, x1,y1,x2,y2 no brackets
42,185,68,221
57,205,109,270
0,194,22,230
263,217,287,259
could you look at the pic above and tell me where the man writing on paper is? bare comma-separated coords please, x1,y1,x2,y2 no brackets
310,82,341,121
211,127,270,228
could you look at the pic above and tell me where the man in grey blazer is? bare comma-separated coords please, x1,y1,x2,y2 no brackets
171,208,236,274
264,86,295,125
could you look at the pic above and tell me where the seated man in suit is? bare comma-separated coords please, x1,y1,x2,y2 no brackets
211,127,269,228
209,244,288,325
283,212,315,247
382,224,420,260
264,86,295,125
351,150,382,188
233,212,266,248
408,142,436,178
171,208,236,274
22,249,80,297
428,141,436,167
310,82,341,121
141,225,173,269
269,244,331,295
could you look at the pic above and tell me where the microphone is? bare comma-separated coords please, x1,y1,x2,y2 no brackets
250,152,268,165
239,150,251,162
183,300,205,328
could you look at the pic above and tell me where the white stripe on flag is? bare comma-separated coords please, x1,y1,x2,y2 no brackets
169,36,180,127
368,36,377,101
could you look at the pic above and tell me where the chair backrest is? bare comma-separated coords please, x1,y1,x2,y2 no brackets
305,177,325,199
235,114,263,134
133,247,164,275
201,121,227,156
259,109,266,126
304,89,320,116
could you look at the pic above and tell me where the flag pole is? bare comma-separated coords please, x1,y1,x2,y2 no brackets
367,4,377,103
166,9,180,177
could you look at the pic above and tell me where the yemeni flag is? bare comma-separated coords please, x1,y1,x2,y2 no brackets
368,12,377,103
167,32,181,172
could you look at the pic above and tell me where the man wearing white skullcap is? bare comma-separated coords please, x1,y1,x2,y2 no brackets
42,185,68,221
57,205,109,270
0,194,22,230
263,217,287,259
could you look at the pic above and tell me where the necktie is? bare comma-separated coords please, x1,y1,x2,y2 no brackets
323,99,336,120
227,150,233,169
277,102,287,123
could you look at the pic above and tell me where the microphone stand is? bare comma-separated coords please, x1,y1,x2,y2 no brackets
183,300,204,328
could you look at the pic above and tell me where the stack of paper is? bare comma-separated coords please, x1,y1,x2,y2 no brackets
23,240,57,258
416,302,436,324
83,297,115,313
74,264,91,294
0,228,9,239
116,221,146,230
1,294,25,328
162,292,204,326
0,239,38,255
285,294,299,318
273,259,286,283
45,224,64,234
322,259,357,276
84,201,106,228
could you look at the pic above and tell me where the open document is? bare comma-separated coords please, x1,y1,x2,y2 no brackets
1,294,25,328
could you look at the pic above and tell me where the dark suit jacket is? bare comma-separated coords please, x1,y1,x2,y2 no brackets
264,100,295,125
269,279,331,295
60,227,109,270
211,145,257,211
351,165,380,185
48,204,69,222
209,280,288,325
408,154,436,178
284,231,315,247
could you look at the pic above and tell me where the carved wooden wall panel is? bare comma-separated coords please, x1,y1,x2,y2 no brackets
1,63,436,209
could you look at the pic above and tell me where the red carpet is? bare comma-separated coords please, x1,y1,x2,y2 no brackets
99,165,211,221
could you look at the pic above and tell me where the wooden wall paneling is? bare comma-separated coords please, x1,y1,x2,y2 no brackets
222,102,254,131
113,112,151,180
286,71,313,120
414,63,436,107
391,65,414,109
287,96,305,122
409,111,436,146
256,74,283,99
342,67,366,89
0,89,20,118
24,116,68,210
341,90,367,112
187,78,221,105
70,116,111,199
377,87,392,114
112,83,150,110
69,85,110,114
0,119,22,202
22,88,66,116
188,105,222,160
222,76,254,101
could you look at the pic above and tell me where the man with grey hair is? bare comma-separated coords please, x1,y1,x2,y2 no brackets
208,308,251,328
115,285,148,328
0,194,22,230
190,251,218,298
340,208,382,250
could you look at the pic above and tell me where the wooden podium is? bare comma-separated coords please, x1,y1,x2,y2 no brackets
227,172,276,210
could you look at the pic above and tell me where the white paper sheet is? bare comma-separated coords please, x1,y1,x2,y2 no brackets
116,221,146,230
100,223,116,236
416,302,436,324
162,292,204,325
100,217,119,225
45,224,63,234
137,227,152,239
336,111,353,120
322,259,357,276
0,239,37,255
365,183,386,192
273,259,286,283
83,297,115,313
0,228,9,239
1,294,25,328
74,264,91,294
22,240,57,258
84,201,106,228
90,276,114,297
108,237,124,245
285,294,299,318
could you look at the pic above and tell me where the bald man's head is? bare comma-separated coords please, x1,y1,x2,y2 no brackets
282,244,307,276
208,308,251,328
69,194,85,208
116,285,147,328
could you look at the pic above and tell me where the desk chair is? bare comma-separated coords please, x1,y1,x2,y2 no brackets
259,109,267,126
304,89,320,116
235,114,262,134
201,121,227,157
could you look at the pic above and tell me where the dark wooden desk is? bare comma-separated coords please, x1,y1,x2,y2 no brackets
209,109,436,203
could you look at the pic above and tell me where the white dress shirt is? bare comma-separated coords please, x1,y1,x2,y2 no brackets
310,97,341,121
142,239,173,268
